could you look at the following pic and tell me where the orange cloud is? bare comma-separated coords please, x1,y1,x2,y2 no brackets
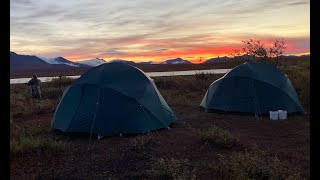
100,47,234,63
61,36,309,63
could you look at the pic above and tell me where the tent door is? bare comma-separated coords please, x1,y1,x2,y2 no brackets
68,85,100,131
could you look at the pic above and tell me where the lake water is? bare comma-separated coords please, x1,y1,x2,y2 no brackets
10,68,231,84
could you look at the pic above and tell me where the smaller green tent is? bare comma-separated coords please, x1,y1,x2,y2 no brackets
200,62,304,114
51,62,176,136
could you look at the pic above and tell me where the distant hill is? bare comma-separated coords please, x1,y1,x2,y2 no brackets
138,61,157,64
160,58,193,64
40,56,89,67
107,59,136,65
279,55,298,59
299,54,310,57
203,56,232,64
280,55,309,59
10,52,72,72
77,58,106,67
11,52,47,68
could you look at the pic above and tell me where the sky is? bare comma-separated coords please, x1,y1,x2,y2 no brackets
10,0,310,63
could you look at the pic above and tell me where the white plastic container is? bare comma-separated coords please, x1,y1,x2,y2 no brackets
269,111,279,120
278,110,287,120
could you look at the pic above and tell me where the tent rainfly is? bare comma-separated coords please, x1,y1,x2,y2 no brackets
51,62,176,136
200,62,304,114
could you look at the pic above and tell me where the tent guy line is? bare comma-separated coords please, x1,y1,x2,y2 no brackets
10,68,231,84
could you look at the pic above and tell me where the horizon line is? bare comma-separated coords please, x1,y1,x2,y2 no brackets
10,51,310,64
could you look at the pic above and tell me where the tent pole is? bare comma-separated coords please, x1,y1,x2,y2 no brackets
59,75,62,97
87,88,101,151
252,82,261,120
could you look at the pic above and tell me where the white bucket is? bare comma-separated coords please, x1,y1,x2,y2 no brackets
269,111,278,120
278,110,287,120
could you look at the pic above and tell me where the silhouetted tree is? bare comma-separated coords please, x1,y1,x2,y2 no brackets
237,39,286,65
242,39,268,61
268,38,286,60
229,49,244,61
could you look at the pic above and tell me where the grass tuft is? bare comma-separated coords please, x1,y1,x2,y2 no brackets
193,126,239,148
10,136,65,156
10,126,66,156
149,157,197,180
216,147,303,180
131,133,153,150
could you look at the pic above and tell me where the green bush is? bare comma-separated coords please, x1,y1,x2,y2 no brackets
193,126,239,148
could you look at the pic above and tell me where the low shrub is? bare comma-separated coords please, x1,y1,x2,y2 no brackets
41,87,62,100
43,77,75,88
149,157,196,180
216,147,302,179
154,74,223,92
160,90,194,106
193,126,239,148
10,126,66,156
10,136,65,156
10,77,72,117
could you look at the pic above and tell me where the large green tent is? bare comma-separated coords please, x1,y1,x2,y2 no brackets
200,62,304,114
51,62,176,136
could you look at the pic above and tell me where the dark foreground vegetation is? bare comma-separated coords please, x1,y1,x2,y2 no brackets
10,59,310,179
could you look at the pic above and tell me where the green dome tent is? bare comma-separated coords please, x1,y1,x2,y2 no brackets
51,62,176,136
200,62,304,114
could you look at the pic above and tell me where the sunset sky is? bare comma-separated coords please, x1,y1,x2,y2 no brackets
10,0,310,63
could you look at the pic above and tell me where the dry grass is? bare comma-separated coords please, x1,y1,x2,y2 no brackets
10,60,309,118
10,126,66,156
131,133,153,151
10,77,75,118
10,137,65,156
149,157,197,180
154,74,223,106
216,146,303,180
10,60,309,179
193,126,239,148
